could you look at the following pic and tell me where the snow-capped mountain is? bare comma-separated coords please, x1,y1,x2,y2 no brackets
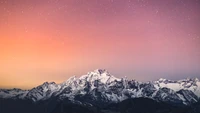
0,69,199,105
154,78,200,98
26,82,61,101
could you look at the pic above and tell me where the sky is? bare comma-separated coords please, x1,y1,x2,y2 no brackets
0,0,200,89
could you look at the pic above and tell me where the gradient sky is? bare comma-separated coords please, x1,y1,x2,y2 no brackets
0,0,200,89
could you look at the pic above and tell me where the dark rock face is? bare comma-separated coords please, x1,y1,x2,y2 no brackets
153,87,184,105
0,97,200,113
177,89,199,104
103,98,200,113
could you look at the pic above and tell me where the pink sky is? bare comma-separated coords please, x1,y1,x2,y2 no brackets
0,0,200,89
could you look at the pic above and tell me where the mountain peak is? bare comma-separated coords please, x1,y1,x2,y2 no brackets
93,69,108,74
79,69,120,84
42,82,56,86
68,75,77,81
177,78,199,83
158,78,169,82
62,75,77,86
194,78,199,82
87,69,111,77
189,78,199,82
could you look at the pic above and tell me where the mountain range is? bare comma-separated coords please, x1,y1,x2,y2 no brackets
0,69,200,113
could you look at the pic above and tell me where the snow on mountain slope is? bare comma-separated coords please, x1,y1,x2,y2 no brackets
0,88,28,99
153,87,184,104
79,69,121,84
154,78,200,97
0,69,199,105
26,82,61,101
58,69,123,101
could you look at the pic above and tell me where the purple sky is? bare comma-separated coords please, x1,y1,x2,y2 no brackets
0,0,200,88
